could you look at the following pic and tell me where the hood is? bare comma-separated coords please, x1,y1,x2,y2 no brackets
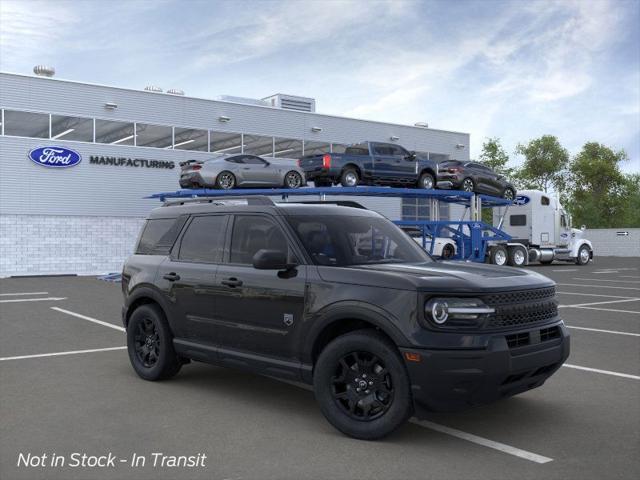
317,260,554,293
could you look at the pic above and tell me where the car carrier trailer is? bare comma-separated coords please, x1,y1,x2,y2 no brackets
149,186,593,267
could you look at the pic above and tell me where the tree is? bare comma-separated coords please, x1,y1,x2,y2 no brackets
479,137,513,177
515,135,569,193
566,142,631,228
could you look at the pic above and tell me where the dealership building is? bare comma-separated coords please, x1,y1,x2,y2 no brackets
0,69,470,277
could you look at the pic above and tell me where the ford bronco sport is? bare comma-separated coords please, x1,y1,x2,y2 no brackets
122,196,569,440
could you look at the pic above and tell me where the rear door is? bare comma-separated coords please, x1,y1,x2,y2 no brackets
158,214,229,343
371,143,398,181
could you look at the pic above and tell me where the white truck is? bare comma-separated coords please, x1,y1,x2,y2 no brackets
488,190,593,267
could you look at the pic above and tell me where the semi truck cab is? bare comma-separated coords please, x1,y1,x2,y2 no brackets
490,190,593,266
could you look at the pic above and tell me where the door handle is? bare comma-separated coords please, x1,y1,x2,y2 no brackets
221,277,243,288
163,272,180,282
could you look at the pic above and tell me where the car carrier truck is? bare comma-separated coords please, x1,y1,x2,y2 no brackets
488,190,593,267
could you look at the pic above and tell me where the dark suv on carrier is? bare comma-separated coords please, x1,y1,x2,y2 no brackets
122,196,569,439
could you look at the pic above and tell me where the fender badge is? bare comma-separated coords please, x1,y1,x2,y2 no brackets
283,314,294,327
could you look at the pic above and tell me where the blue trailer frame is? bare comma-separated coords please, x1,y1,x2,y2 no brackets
148,186,512,262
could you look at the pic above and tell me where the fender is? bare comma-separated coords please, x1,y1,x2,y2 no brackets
570,239,593,258
301,301,411,367
123,284,175,331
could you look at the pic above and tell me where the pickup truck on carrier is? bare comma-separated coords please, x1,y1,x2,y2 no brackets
298,141,440,189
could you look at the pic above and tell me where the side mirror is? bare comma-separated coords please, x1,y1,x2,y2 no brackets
581,225,586,231
405,151,416,160
252,249,294,270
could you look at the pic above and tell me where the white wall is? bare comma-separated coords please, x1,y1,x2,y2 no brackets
586,228,640,257
0,215,144,277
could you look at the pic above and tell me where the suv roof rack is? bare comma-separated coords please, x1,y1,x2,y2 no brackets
162,195,275,207
281,200,368,209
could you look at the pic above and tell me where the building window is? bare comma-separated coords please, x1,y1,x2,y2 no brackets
3,110,49,138
210,131,243,154
51,114,93,142
273,137,303,159
173,127,208,151
135,123,173,149
95,119,135,145
244,134,274,156
303,140,330,156
401,199,450,222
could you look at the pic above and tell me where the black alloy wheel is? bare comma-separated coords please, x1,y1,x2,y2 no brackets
331,351,394,420
134,318,160,368
462,178,475,192
285,171,303,189
313,330,413,440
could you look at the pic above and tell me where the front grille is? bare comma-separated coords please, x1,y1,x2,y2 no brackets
540,325,561,341
483,287,558,329
506,332,530,348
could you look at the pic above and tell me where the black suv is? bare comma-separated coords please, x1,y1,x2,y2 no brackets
122,196,569,439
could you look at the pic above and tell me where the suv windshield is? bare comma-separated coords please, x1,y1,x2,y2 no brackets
286,215,432,266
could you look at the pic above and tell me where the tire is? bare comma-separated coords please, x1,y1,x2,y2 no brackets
576,245,591,265
284,170,303,189
490,245,508,266
461,177,475,192
340,168,359,187
216,171,236,190
418,172,435,190
503,187,515,201
507,246,527,267
313,330,413,440
441,243,455,259
127,304,182,381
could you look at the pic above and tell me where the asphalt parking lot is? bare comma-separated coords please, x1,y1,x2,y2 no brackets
1,257,639,480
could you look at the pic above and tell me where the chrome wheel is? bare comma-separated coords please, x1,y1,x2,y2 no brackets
217,172,235,189
285,171,303,189
343,171,358,187
419,173,434,189
513,248,525,265
462,178,474,192
577,245,591,265
494,249,507,265
503,188,515,200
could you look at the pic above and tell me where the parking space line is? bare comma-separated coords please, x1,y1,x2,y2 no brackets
559,298,640,308
0,297,66,303
51,307,125,332
557,283,640,291
566,325,640,337
0,292,49,296
563,364,640,380
569,306,640,315
270,377,553,463
0,346,126,362
557,291,637,299
572,278,640,284
411,419,553,464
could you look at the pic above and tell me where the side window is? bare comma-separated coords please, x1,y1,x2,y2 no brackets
178,215,227,263
230,216,290,264
541,196,550,206
510,215,527,226
136,217,186,255
226,156,244,164
389,145,408,157
243,156,267,165
561,215,567,228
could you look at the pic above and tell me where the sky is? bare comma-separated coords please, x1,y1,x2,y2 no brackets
1,0,639,172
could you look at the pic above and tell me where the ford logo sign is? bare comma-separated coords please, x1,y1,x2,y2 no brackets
28,146,82,168
514,195,530,206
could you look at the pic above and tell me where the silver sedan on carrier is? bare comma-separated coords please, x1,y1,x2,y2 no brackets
179,154,306,189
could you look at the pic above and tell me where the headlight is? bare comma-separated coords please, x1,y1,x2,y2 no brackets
424,298,495,326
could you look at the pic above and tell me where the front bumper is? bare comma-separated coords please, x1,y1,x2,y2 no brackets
400,321,570,415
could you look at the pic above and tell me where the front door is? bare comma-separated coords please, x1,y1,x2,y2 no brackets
214,214,307,360
241,155,279,185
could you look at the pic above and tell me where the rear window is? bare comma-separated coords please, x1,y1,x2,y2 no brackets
345,143,369,155
136,217,186,254
510,215,527,226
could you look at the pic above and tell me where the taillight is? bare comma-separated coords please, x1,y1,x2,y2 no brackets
322,154,331,169
297,159,301,167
